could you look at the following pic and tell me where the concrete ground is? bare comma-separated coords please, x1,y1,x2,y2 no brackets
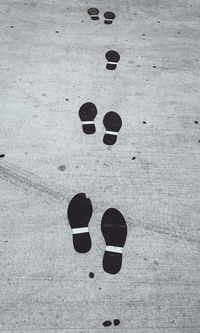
0,0,200,332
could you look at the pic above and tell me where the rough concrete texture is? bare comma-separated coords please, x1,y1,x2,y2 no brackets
0,0,200,332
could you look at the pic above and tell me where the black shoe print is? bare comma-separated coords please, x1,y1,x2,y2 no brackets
103,112,122,145
104,11,116,24
79,102,97,135
67,193,92,253
113,319,120,326
101,208,127,274
105,50,120,70
88,8,99,20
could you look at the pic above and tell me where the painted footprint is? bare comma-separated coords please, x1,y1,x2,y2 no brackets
88,8,99,20
101,208,127,274
67,193,92,253
103,111,122,145
104,11,116,24
79,102,97,134
105,50,120,70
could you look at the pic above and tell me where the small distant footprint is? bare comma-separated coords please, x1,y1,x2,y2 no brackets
104,12,116,24
88,8,99,20
103,319,120,327
105,50,120,70
79,102,97,134
103,112,122,145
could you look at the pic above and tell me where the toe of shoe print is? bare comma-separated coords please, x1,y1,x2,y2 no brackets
79,102,97,134
103,111,122,145
104,11,116,24
105,50,120,70
67,193,93,253
88,7,99,20
101,208,127,274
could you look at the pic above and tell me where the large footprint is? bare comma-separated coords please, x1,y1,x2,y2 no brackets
79,102,97,135
103,111,122,145
101,208,127,274
67,193,93,253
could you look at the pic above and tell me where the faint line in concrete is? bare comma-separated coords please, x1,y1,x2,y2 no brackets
0,163,67,202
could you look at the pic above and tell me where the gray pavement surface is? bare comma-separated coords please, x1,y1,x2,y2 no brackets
0,0,200,332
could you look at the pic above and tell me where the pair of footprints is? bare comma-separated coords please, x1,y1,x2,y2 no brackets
88,8,120,70
88,8,115,25
67,193,127,275
79,103,122,145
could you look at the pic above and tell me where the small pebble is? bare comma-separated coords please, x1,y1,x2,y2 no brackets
0,154,5,158
194,120,198,124
58,165,66,171
89,272,94,279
